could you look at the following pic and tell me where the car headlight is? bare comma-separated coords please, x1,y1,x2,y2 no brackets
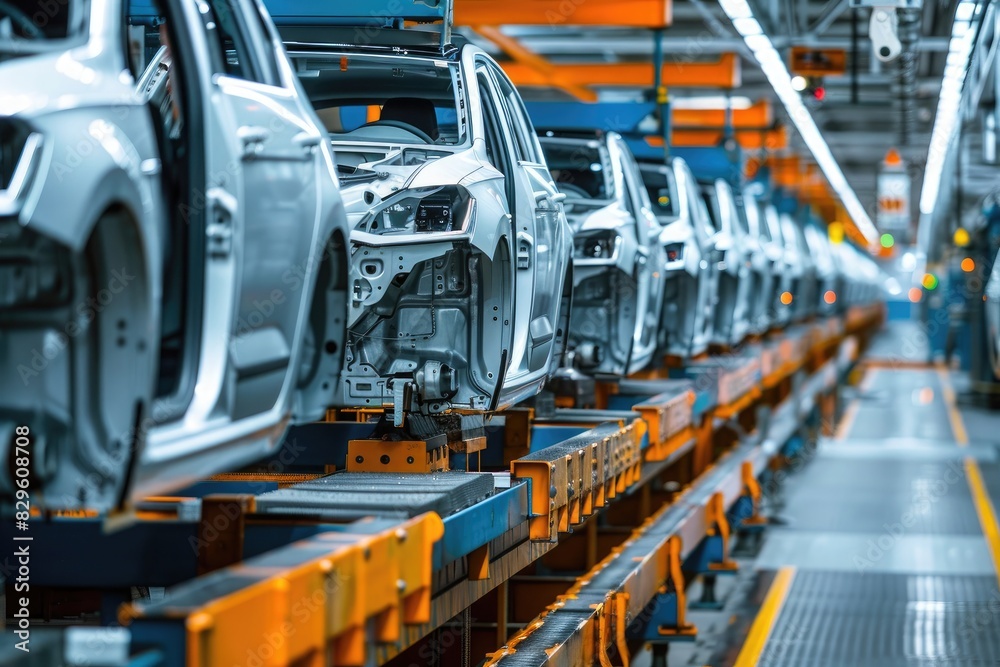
357,185,474,237
0,222,72,309
0,118,43,218
573,230,621,260
664,242,684,263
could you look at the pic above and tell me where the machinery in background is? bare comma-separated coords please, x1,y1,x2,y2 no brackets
984,247,1000,380
539,131,667,376
0,0,350,511
962,196,1000,400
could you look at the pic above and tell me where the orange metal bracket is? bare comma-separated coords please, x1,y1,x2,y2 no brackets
196,494,255,575
346,439,449,473
511,420,643,541
657,535,697,637
124,513,443,667
456,0,672,27
469,544,490,581
596,592,631,667
705,492,739,572
634,389,695,462
740,461,768,528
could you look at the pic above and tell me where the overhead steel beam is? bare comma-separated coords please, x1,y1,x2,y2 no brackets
473,26,599,101
498,54,742,93
505,35,951,54
808,0,849,36
660,126,789,149
672,100,773,127
454,0,672,28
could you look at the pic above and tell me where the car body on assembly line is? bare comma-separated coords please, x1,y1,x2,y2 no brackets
779,212,817,321
763,206,800,328
0,0,350,511
803,222,841,316
700,179,754,347
283,28,573,420
539,131,666,376
638,158,717,358
740,185,780,334
730,190,771,338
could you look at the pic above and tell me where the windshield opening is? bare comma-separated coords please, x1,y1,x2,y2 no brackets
0,0,85,42
293,54,466,146
540,140,614,200
639,165,678,218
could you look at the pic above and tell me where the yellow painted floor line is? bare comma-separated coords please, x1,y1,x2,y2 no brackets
937,366,969,447
966,458,1000,586
834,400,860,440
937,369,999,585
733,567,797,667
834,368,873,440
860,367,878,392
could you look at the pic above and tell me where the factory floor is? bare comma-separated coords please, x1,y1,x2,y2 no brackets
638,323,1000,666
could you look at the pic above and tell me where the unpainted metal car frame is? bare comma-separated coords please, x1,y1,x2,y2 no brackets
539,131,666,376
700,178,755,346
285,34,573,419
730,191,771,338
0,0,349,511
638,157,717,358
740,185,781,334
780,212,818,321
803,223,841,317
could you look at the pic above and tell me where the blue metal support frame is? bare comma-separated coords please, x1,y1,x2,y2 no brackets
525,101,658,135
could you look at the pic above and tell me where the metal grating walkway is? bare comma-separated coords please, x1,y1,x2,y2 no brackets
724,322,1000,667
759,571,1000,667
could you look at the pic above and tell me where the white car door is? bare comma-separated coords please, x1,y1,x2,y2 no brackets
476,58,562,374
197,0,321,420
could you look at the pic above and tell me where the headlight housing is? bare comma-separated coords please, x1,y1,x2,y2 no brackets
573,230,621,260
0,117,43,218
357,185,475,237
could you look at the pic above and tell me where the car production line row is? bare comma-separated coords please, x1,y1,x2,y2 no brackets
0,0,884,515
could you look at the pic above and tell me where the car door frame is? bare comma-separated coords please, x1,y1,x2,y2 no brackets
473,54,564,376
198,0,324,422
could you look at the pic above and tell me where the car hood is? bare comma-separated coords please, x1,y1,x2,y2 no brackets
0,46,127,117
656,216,695,245
563,198,629,235
333,145,486,225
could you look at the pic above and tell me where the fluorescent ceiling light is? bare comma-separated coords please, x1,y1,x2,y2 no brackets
918,0,977,215
719,0,753,19
672,95,753,110
716,2,878,243
732,17,763,35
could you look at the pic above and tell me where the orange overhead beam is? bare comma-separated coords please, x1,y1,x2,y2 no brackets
498,54,741,93
672,101,772,128
473,26,597,101
652,126,788,150
770,155,802,189
455,0,672,28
